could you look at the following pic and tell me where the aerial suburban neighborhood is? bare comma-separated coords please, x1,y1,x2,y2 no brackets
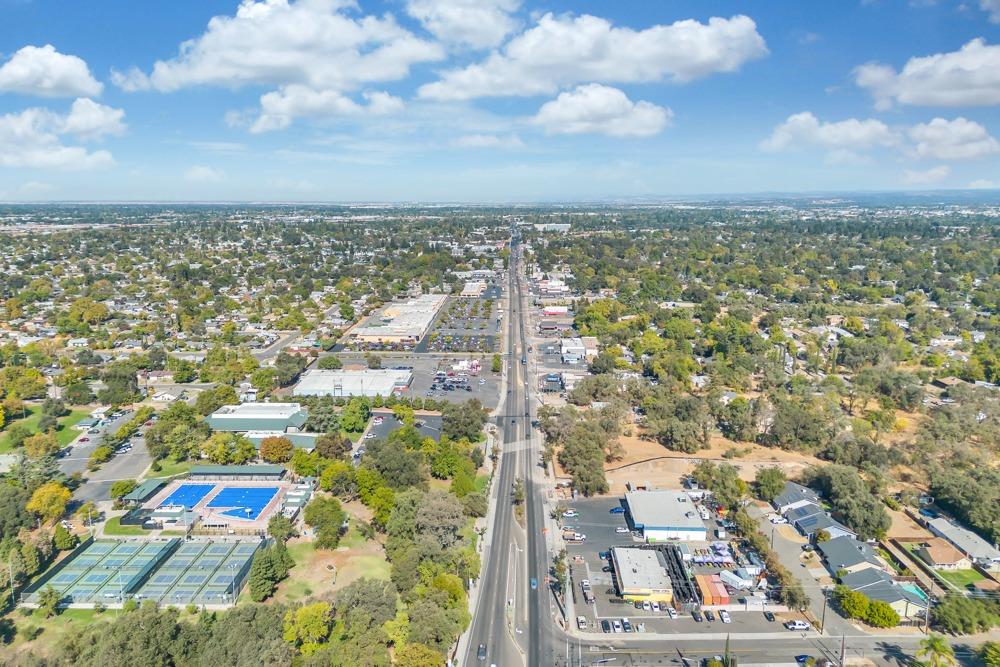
2,2,1000,667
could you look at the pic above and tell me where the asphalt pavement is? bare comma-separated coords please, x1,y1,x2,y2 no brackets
58,409,153,503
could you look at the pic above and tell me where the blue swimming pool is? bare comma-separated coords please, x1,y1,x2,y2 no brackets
161,484,215,509
900,582,929,601
207,487,279,521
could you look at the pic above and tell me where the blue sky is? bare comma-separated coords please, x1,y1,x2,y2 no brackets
1,0,999,201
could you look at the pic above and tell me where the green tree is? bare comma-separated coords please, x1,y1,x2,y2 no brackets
864,600,900,628
248,548,278,602
110,479,138,501
53,523,78,550
918,634,957,667
37,585,62,618
754,467,786,501
304,495,346,549
268,513,297,542
314,431,351,460
979,641,1000,667
317,355,342,370
283,601,332,656
395,643,441,667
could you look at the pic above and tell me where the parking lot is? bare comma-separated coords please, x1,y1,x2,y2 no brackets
417,296,499,354
563,498,791,636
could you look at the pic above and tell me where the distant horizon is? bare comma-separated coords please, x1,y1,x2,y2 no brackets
2,187,1000,207
2,2,1000,200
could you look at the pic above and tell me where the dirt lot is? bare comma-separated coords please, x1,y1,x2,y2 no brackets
559,429,828,495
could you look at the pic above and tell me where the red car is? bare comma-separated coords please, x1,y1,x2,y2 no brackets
79,437,90,442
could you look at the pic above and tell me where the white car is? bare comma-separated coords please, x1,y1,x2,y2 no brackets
615,526,630,534
785,620,811,631
719,610,731,624
651,602,661,613
364,432,376,439
563,510,579,518
641,601,652,611
770,515,789,525
667,608,678,619
612,620,623,633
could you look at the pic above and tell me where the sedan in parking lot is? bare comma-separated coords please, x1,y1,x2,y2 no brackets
601,619,611,633
609,507,626,514
615,526,630,534
704,610,716,622
764,611,776,622
719,610,731,624
691,610,703,623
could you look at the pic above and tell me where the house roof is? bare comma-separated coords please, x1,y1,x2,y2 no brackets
928,517,1000,562
917,538,967,566
785,502,823,522
840,568,927,608
794,512,855,537
818,536,881,570
121,479,166,502
774,481,821,509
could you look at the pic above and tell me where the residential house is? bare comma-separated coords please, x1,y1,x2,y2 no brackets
774,483,822,515
915,538,972,571
818,536,883,576
839,568,928,618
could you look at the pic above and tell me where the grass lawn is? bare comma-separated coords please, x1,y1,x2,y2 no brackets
937,569,985,588
342,429,364,443
5,607,115,655
0,407,90,453
150,456,193,479
340,554,390,581
339,521,370,550
103,517,149,536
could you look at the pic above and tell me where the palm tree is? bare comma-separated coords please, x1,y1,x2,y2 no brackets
917,634,956,667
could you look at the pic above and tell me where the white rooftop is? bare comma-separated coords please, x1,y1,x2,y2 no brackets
611,547,673,593
293,369,413,397
625,490,705,531
211,402,304,418
351,293,446,339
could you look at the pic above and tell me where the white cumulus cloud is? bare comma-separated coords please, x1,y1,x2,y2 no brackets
406,0,521,49
453,133,524,148
908,117,1000,160
418,13,767,101
855,38,1000,108
251,85,404,133
532,84,671,138
112,0,443,93
183,165,225,183
902,165,950,185
0,44,103,98
0,100,120,169
59,98,126,140
760,111,899,153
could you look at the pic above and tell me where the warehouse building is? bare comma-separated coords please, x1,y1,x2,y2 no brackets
625,490,707,542
611,547,673,603
349,293,446,344
293,368,413,398
205,402,308,433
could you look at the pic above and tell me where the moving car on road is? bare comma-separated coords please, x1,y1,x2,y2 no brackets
785,620,811,631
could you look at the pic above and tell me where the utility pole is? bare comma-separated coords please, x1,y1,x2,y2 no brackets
820,593,828,634
839,635,846,667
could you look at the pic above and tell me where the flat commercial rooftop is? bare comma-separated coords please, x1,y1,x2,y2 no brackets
350,293,446,341
611,547,673,595
625,490,705,532
293,368,413,397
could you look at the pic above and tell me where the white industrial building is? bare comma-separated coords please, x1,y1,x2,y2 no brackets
293,369,413,398
625,490,707,542
561,337,587,364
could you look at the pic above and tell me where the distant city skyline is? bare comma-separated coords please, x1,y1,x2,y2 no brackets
2,0,1000,201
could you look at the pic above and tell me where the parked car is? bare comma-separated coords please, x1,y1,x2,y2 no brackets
598,551,611,560
785,620,811,631
609,507,626,514
79,437,89,442
763,611,776,622
651,602,661,613
562,510,579,518
615,526,630,534
705,610,716,622
667,608,678,619
577,616,587,630
719,610,731,624
601,619,611,633
691,611,703,623
621,618,633,633
770,515,789,524
612,620,622,633
601,565,614,573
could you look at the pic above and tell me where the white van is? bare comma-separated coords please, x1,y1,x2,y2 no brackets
577,616,587,630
